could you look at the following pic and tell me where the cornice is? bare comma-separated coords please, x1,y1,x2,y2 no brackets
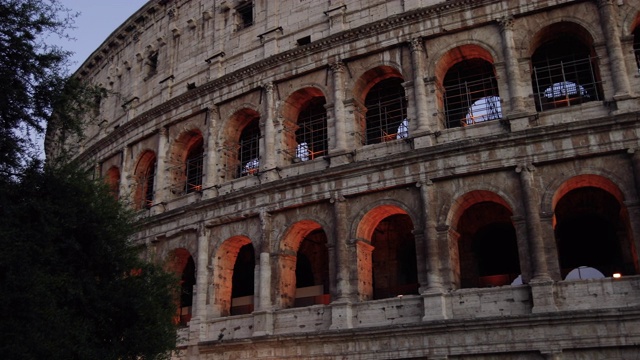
133,110,640,234
76,0,583,164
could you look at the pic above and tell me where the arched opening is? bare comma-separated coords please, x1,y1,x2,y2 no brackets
237,118,260,178
364,77,408,144
281,88,329,163
294,97,328,162
231,243,255,315
371,214,418,299
184,136,204,194
456,201,520,288
105,166,120,200
294,229,330,307
530,22,602,111
279,220,330,308
222,109,261,180
168,130,204,195
213,236,255,317
167,249,196,327
442,58,502,128
554,187,636,278
133,151,156,210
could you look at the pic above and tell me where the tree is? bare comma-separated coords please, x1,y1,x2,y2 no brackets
0,1,179,359
0,0,94,175
0,164,178,360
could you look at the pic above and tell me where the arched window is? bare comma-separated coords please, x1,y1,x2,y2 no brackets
179,256,196,325
166,249,195,327
456,201,520,288
184,137,204,193
371,214,418,299
555,187,635,278
134,151,156,210
531,24,602,111
295,97,328,161
364,77,407,144
105,166,120,200
231,243,255,315
294,229,330,307
442,59,502,128
237,118,260,177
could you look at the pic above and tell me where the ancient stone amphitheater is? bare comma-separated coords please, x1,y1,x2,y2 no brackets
68,0,640,358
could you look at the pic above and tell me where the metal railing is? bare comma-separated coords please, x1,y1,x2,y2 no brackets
441,76,502,128
532,56,601,111
294,103,328,161
365,78,408,144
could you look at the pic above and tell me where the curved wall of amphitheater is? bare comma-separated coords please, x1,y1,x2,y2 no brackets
68,0,640,358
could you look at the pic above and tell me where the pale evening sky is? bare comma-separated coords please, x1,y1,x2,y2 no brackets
56,0,149,73
32,1,148,158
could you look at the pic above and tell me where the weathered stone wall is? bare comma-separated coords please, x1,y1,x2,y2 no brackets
64,0,640,358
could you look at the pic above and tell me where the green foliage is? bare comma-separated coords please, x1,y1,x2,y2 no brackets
0,163,178,360
0,0,99,175
0,1,178,359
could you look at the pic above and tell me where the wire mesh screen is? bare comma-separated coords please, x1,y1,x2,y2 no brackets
139,160,156,210
237,119,260,177
531,38,601,111
532,57,601,111
185,153,204,193
364,77,408,144
295,97,328,161
442,59,502,129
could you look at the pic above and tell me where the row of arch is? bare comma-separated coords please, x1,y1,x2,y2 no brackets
104,19,640,209
164,173,638,322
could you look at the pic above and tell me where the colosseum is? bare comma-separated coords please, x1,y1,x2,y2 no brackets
64,0,640,358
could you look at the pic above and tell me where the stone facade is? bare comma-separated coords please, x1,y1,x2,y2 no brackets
66,0,640,358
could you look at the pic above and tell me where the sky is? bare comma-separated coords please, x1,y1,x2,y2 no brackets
55,0,149,72
31,1,148,157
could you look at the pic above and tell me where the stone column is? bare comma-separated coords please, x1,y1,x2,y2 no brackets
330,62,348,152
332,193,353,301
119,148,130,202
517,163,557,313
419,181,450,321
203,107,219,199
256,209,273,311
253,210,274,336
261,82,277,174
539,212,561,280
517,164,549,280
419,181,443,291
597,0,631,99
192,226,210,340
152,127,169,214
511,215,532,284
330,193,355,330
409,38,431,135
498,16,527,115
438,225,458,290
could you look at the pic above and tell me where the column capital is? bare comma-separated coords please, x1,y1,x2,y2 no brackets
516,163,536,174
497,15,514,32
329,61,346,74
330,192,346,203
262,82,274,93
409,37,424,53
